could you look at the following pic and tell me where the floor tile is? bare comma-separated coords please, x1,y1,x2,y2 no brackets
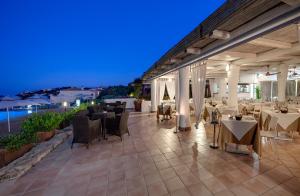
0,113,299,196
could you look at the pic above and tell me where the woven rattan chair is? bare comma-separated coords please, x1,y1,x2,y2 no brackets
114,111,130,141
71,115,101,149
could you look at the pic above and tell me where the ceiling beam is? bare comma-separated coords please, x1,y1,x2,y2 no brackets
206,59,230,66
185,47,201,55
233,42,300,65
281,0,300,6
283,57,300,64
221,51,257,58
169,58,180,64
206,64,227,73
240,61,281,66
249,37,292,49
209,30,230,40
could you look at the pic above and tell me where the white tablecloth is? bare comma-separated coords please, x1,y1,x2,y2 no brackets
218,106,237,115
162,105,171,113
206,105,236,118
262,110,300,130
221,116,257,141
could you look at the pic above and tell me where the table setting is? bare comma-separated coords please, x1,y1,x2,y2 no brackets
218,114,260,155
261,108,300,139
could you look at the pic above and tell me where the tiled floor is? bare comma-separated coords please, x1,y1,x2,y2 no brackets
0,112,300,196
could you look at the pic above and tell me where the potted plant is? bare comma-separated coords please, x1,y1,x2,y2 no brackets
134,99,142,112
256,86,261,100
0,129,36,167
22,112,63,142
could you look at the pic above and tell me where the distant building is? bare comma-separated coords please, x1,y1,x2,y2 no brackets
50,88,100,105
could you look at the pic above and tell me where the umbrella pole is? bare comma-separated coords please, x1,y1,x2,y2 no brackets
36,105,38,113
7,107,11,132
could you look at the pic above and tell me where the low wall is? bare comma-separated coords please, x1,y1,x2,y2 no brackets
141,100,151,112
104,98,136,109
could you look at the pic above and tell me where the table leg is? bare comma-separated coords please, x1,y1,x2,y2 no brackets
102,118,108,140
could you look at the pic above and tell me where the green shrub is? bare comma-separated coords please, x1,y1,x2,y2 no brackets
0,105,90,151
22,112,63,133
63,103,89,126
0,129,36,151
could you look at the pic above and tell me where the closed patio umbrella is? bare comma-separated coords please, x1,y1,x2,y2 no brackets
26,95,50,113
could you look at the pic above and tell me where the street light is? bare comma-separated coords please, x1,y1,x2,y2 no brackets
63,101,67,112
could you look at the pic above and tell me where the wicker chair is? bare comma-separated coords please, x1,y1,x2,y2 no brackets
71,115,101,149
114,111,130,140
87,105,103,115
157,105,172,121
114,106,124,115
122,102,127,108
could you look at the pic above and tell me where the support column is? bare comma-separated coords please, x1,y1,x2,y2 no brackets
277,64,288,102
218,78,227,99
178,66,191,131
151,79,157,112
227,64,240,107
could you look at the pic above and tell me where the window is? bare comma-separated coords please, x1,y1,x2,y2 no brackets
286,80,296,97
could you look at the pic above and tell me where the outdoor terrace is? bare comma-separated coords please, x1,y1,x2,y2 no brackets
0,112,299,196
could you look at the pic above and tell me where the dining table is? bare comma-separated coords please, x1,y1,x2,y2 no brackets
91,111,116,139
219,115,260,155
203,105,237,121
261,109,300,136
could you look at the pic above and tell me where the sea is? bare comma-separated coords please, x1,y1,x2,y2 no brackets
0,110,32,122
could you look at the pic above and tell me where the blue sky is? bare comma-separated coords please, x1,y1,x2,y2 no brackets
0,0,225,95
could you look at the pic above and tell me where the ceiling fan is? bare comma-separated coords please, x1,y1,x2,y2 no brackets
264,65,281,76
289,66,300,78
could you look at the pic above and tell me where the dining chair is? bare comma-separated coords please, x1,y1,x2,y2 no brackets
259,115,278,159
116,111,130,141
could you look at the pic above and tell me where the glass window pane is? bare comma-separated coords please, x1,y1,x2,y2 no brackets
261,81,272,101
272,81,278,98
297,80,300,96
286,80,296,97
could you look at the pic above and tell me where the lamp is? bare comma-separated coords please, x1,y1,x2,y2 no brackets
225,64,230,72
63,101,67,112
91,101,95,105
210,109,219,149
76,99,81,107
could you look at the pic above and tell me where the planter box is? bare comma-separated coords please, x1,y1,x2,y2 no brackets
0,144,33,167
59,121,70,129
37,130,55,142
134,100,142,112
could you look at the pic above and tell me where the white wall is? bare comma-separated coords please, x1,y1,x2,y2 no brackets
239,72,257,83
50,90,98,104
141,100,151,112
104,98,136,109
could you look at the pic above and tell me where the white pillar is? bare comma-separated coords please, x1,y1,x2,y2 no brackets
151,79,157,112
227,64,240,107
178,66,191,131
277,64,288,102
218,78,227,99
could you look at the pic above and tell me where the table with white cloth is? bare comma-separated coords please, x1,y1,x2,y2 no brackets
203,105,237,121
217,106,237,115
261,110,300,134
219,115,260,155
